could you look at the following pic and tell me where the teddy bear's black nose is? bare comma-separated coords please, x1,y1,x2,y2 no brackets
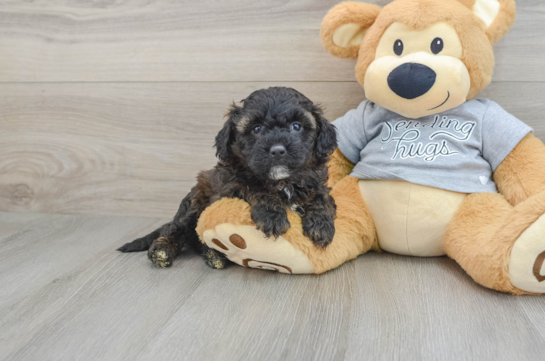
387,63,436,99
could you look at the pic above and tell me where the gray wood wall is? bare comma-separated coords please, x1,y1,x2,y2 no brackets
1,0,544,218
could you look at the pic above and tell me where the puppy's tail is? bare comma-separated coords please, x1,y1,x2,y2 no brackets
117,227,161,253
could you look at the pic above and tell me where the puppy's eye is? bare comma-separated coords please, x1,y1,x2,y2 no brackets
253,125,262,134
291,122,302,132
431,37,443,54
393,39,403,56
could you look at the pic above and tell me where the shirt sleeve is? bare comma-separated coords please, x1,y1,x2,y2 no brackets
481,100,532,171
331,101,369,164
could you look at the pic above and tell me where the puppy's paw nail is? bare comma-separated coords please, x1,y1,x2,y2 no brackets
315,239,333,249
157,260,172,268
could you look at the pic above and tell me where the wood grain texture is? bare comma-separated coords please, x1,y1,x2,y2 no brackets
0,0,543,82
0,211,544,361
0,81,365,217
1,81,544,218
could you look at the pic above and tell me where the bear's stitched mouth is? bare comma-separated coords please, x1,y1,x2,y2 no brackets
428,91,450,110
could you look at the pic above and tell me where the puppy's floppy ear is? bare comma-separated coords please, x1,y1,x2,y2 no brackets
320,2,382,59
214,102,241,163
312,105,337,159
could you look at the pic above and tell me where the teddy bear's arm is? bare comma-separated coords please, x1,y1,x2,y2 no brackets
493,133,545,206
327,148,355,188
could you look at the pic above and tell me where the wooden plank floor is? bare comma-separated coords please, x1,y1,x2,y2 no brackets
1,211,544,361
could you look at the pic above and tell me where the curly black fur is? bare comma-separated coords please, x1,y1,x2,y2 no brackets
118,87,337,268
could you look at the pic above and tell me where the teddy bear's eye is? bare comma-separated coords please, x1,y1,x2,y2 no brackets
393,39,404,56
431,37,444,54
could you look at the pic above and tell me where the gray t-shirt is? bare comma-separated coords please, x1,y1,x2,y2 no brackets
333,99,532,193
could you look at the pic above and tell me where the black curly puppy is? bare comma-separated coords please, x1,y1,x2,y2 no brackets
118,87,337,269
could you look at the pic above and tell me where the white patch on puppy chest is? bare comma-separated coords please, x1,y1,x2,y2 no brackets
283,187,292,199
269,165,290,180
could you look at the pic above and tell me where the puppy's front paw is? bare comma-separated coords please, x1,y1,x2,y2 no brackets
251,204,290,239
148,237,178,268
303,212,335,249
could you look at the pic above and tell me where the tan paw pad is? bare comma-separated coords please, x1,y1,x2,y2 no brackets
202,223,314,274
509,213,545,293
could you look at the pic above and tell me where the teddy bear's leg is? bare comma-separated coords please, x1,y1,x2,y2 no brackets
196,176,379,274
494,133,545,206
305,175,380,272
444,190,545,295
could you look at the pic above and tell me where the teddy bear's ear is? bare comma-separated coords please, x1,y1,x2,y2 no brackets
320,2,382,59
460,0,516,43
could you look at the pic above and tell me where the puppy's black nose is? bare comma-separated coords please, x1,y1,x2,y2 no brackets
387,63,436,99
270,144,287,158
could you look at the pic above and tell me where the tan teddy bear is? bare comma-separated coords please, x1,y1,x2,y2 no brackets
197,0,545,295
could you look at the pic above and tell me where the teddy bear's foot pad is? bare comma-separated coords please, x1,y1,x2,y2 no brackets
202,223,315,274
509,213,545,293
